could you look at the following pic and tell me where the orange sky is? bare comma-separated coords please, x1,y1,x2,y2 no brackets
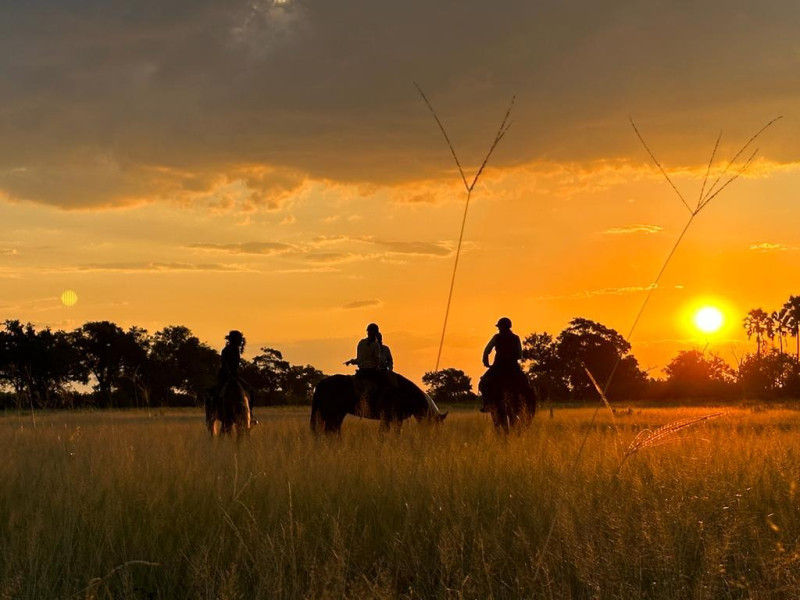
1,1,799,386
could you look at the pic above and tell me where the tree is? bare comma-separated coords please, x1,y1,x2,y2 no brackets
283,365,326,405
554,318,647,401
772,309,791,355
744,308,772,356
422,368,477,404
149,326,218,405
72,321,147,407
0,321,85,408
243,348,291,405
664,350,735,398
782,296,800,360
522,332,569,400
738,350,799,398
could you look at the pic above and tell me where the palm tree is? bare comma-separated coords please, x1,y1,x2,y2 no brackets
783,295,800,361
744,308,772,356
772,309,791,354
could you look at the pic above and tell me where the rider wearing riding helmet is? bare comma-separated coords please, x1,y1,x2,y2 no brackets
478,317,533,412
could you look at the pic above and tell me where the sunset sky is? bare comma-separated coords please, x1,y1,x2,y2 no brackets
2,0,799,384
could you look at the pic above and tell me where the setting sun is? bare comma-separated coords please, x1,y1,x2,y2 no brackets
693,306,724,334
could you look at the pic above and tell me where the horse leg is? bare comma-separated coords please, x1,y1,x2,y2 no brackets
379,416,391,434
325,412,345,435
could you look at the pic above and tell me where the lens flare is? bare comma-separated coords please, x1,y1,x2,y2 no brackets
694,306,723,334
60,290,78,307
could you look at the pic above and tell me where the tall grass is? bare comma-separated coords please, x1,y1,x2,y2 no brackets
1,407,799,599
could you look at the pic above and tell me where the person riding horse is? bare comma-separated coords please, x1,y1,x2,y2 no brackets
478,317,535,412
212,330,255,426
344,323,397,406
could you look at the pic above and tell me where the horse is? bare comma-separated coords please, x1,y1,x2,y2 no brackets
481,373,536,433
310,372,447,434
205,379,252,437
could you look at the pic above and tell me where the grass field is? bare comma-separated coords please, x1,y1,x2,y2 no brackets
1,405,799,599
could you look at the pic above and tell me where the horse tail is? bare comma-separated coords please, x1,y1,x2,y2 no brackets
310,382,324,434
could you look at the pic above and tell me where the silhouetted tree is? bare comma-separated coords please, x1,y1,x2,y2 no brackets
738,350,799,398
522,332,569,400
116,326,152,408
422,368,477,404
744,308,772,356
554,318,647,401
0,321,85,408
241,348,325,405
664,350,735,398
284,364,326,404
772,309,791,355
72,321,147,407
243,348,291,405
782,296,800,360
149,326,218,405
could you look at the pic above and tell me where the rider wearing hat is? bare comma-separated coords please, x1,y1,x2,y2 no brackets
220,330,245,382
214,330,257,421
478,317,532,412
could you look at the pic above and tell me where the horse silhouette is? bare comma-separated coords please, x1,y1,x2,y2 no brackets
205,379,251,437
310,373,447,434
483,377,536,432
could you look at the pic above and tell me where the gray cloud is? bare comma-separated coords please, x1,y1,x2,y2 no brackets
1,0,797,208
341,299,382,310
189,241,297,255
190,236,455,262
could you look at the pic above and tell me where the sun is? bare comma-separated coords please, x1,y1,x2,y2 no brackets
60,289,78,307
693,306,724,334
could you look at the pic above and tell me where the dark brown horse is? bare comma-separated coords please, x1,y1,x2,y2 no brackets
205,379,251,437
482,376,536,432
310,373,447,434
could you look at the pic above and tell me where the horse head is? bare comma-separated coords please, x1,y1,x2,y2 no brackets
418,391,448,423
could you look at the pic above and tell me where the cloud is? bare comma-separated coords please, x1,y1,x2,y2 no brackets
189,236,456,263
749,242,798,251
602,224,663,235
0,248,19,256
274,266,339,274
189,241,297,255
67,262,251,273
1,0,798,209
370,240,453,256
533,283,685,301
341,299,382,310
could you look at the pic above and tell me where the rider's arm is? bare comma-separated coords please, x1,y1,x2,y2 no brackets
383,346,394,371
482,335,497,368
514,335,523,361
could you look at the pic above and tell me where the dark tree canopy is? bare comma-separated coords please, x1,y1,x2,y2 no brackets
422,368,476,404
523,318,646,402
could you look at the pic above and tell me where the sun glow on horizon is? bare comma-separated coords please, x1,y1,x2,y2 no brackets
693,305,724,334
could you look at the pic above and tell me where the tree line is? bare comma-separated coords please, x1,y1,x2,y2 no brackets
424,295,800,405
2,294,799,410
0,320,324,410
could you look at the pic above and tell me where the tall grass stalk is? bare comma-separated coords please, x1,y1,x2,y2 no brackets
534,117,782,582
414,83,515,371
